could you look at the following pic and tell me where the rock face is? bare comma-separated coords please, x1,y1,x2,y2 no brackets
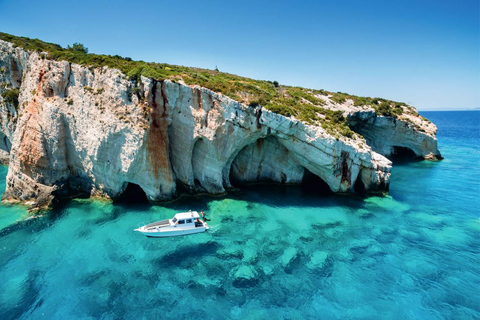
347,111,443,160
0,40,441,209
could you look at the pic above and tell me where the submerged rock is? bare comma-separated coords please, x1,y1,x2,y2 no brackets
307,251,329,270
279,247,298,268
231,265,259,288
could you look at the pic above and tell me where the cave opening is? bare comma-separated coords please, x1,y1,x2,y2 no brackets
228,169,241,187
301,169,332,195
228,138,264,188
228,136,306,188
116,182,148,204
391,146,418,159
354,176,366,197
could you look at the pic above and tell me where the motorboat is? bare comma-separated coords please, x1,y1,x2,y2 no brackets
134,211,209,237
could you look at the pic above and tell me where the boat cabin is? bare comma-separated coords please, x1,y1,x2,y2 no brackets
172,211,203,227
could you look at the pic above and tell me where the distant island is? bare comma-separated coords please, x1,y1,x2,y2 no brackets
0,32,442,210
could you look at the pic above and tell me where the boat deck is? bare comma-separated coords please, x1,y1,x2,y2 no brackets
144,219,170,228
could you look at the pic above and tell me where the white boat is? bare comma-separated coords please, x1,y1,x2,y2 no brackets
134,211,209,237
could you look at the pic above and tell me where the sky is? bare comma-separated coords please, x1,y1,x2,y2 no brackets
0,0,478,110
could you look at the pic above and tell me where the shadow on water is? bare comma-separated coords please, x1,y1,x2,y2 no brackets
152,241,221,268
388,146,425,164
0,271,41,320
226,183,368,210
0,198,72,238
0,174,384,241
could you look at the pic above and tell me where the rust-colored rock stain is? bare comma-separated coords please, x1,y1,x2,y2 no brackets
256,138,264,152
196,89,202,110
146,81,173,182
18,98,49,178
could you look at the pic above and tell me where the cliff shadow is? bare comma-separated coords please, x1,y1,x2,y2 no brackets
0,133,11,154
228,136,305,187
191,138,208,192
389,146,424,163
300,169,333,196
113,182,150,206
354,175,367,197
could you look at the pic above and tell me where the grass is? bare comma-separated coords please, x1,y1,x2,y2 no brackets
0,31,419,138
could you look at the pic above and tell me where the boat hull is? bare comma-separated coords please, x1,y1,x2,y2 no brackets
143,227,207,237
135,225,209,237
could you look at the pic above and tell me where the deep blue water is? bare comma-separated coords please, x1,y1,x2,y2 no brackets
0,111,479,319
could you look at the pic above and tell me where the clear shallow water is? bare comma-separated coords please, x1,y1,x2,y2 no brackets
0,111,479,319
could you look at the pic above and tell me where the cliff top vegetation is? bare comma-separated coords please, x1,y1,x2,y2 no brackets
0,32,416,138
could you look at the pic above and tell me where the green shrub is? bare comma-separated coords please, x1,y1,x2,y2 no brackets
376,103,392,117
327,110,344,123
249,96,267,108
127,66,143,82
392,106,403,116
1,88,19,108
67,43,88,54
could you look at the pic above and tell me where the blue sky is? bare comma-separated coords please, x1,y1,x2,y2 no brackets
0,0,478,110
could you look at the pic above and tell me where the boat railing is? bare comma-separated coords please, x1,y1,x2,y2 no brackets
136,219,171,229
136,221,157,229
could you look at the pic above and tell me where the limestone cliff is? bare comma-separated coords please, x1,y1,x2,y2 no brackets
0,38,441,209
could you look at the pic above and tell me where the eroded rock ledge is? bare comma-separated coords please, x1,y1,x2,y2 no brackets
0,40,441,209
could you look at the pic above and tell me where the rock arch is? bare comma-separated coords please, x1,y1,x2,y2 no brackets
301,169,332,194
391,146,418,159
228,136,304,186
191,138,208,191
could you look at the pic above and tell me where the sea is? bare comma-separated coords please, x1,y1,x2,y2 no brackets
0,111,479,320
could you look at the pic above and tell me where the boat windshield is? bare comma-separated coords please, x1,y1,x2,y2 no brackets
172,218,177,223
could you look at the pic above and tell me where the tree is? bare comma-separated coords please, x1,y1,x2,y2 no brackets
67,43,88,54
273,81,279,87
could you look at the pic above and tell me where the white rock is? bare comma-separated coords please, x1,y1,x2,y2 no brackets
0,39,441,209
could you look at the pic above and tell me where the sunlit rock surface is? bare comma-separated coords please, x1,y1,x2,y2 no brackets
0,39,441,209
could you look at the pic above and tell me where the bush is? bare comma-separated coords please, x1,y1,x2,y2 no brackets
249,96,267,108
1,88,19,108
67,43,88,54
392,106,403,116
376,103,392,117
127,66,143,82
327,110,344,123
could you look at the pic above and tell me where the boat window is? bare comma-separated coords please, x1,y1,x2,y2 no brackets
178,220,185,225
172,218,177,223
186,219,192,223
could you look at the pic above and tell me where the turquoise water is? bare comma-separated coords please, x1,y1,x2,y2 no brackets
0,111,479,319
